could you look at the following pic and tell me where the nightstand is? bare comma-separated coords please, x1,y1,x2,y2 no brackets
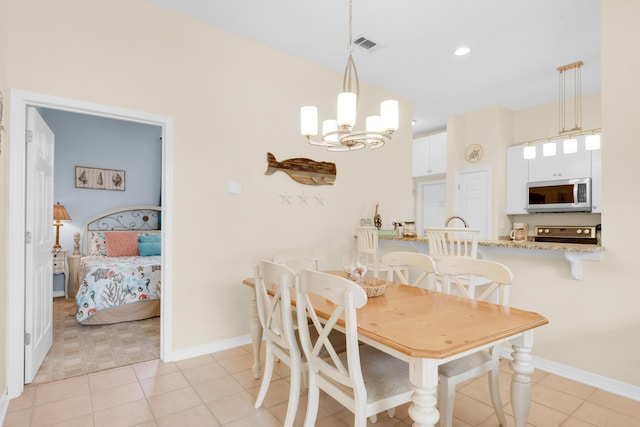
52,249,69,298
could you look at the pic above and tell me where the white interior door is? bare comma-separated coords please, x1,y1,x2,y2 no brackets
24,106,55,383
456,168,490,239
417,180,446,235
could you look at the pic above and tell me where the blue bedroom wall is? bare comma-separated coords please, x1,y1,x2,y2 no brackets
41,108,162,294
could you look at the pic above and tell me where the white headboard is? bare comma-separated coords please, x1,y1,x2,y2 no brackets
82,205,161,256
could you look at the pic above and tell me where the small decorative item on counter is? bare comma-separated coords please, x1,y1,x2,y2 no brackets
374,203,382,230
360,277,388,298
403,221,417,237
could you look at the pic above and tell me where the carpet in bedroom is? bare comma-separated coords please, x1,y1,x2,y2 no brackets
29,297,160,386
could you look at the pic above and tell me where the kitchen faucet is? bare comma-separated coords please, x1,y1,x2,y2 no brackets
444,215,469,228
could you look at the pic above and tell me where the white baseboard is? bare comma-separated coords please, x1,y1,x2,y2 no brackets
498,347,640,401
165,334,252,362
0,387,9,427
52,290,65,298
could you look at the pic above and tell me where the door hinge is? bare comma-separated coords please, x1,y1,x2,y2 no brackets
26,129,33,143
24,332,31,346
25,231,32,244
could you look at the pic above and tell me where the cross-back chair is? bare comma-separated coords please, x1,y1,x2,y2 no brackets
380,251,438,290
435,257,514,427
253,259,302,427
355,226,409,280
272,247,325,271
296,269,413,427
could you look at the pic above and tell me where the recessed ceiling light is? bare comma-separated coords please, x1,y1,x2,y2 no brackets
455,47,470,56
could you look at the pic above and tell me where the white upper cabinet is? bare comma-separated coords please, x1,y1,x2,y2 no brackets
528,140,592,182
413,132,447,177
506,145,530,214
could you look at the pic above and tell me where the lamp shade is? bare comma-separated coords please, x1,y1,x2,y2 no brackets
53,203,71,222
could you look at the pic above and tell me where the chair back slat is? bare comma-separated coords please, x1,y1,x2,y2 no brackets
272,248,325,271
436,257,513,305
424,227,480,259
381,251,437,289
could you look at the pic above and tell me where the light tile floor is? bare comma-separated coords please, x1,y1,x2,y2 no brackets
6,344,640,427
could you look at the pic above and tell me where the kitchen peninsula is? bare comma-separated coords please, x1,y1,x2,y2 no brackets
379,235,603,280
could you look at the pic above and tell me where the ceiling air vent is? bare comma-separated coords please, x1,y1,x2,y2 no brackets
353,36,377,50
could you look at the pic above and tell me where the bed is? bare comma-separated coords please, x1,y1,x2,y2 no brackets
75,206,162,325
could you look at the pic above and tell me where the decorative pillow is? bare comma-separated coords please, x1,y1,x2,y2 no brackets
89,231,107,256
139,241,161,256
105,231,140,257
138,233,161,243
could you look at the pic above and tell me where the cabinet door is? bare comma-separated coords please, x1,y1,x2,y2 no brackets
558,148,591,180
506,146,529,214
528,140,592,182
428,132,447,175
412,132,447,177
412,137,430,177
528,142,558,182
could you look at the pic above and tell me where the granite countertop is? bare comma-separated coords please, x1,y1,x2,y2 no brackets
379,235,604,253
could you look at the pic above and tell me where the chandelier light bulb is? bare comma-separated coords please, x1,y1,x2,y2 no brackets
523,145,536,159
563,138,578,154
585,134,601,150
337,92,357,129
543,141,557,157
380,100,399,132
300,106,318,137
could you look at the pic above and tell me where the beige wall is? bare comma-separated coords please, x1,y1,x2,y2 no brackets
2,0,412,358
1,0,8,399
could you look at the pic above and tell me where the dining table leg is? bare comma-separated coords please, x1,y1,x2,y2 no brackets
510,331,535,427
249,291,263,379
408,357,440,427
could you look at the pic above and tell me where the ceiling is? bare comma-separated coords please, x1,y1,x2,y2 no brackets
150,0,600,137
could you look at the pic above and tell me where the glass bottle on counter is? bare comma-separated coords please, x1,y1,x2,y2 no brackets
403,221,417,237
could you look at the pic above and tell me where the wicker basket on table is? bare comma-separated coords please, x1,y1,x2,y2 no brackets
359,277,388,298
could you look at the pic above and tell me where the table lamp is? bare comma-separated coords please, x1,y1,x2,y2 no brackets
53,203,71,249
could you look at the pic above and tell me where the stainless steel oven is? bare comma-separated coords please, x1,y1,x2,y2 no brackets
533,225,597,245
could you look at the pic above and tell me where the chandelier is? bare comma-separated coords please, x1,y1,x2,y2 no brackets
300,0,399,151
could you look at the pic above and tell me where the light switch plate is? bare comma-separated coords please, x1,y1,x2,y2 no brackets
226,181,241,194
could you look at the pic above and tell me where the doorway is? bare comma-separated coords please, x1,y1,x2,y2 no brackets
456,167,491,239
7,90,174,398
416,179,447,235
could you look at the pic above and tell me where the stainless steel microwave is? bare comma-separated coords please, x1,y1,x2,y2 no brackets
527,178,592,213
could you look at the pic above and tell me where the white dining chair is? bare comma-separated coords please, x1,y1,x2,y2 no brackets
295,269,414,427
435,257,513,427
253,260,302,427
355,226,401,279
380,251,438,290
272,247,325,271
424,226,483,293
423,226,480,259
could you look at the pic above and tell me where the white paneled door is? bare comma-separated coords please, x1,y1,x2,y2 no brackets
24,107,55,383
456,168,490,240
417,180,446,235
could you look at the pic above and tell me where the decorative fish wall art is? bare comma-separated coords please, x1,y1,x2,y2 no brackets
265,152,336,186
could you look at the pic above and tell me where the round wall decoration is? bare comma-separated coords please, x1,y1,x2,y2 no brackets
465,144,483,163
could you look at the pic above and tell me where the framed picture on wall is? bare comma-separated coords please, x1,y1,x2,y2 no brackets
75,166,126,191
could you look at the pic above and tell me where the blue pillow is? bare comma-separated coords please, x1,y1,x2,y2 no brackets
139,233,161,243
139,241,161,256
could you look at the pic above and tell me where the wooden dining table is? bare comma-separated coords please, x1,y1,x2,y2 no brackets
242,274,548,427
